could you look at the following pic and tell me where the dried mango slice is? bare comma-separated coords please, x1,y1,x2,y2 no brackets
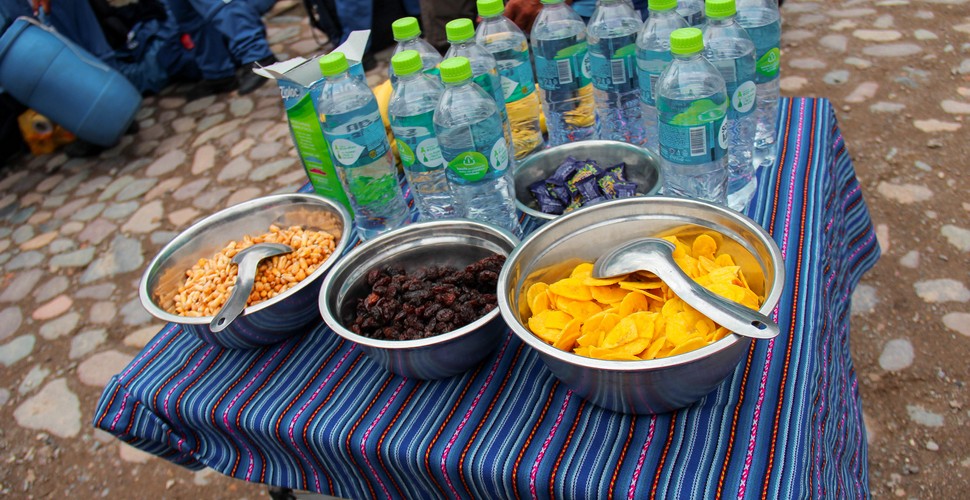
554,319,582,351
527,282,550,310
556,297,603,322
602,316,639,348
619,291,650,316
570,262,594,279
549,278,593,301
590,285,629,303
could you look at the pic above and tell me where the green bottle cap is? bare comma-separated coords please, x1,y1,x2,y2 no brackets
648,0,677,11
705,0,736,19
391,50,423,76
445,18,475,43
477,0,504,17
669,27,704,56
392,17,421,40
319,51,349,77
439,57,473,83
540,0,562,4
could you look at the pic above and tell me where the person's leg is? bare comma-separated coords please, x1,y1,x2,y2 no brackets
247,0,278,16
43,0,119,67
165,0,236,80
417,0,475,53
188,0,273,65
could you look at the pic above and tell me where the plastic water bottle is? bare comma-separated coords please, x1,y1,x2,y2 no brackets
587,0,644,144
475,0,544,159
677,0,705,27
317,52,410,239
388,17,443,86
443,18,514,157
434,57,518,233
636,0,688,154
530,0,596,146
656,28,729,205
736,0,781,170
388,50,457,220
703,0,757,211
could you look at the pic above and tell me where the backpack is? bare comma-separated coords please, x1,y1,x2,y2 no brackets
302,0,342,49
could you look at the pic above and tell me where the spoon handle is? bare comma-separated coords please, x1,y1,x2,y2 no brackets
210,254,261,333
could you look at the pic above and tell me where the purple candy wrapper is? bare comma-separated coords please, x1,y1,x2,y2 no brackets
597,171,620,199
607,162,628,182
614,182,638,198
575,174,601,202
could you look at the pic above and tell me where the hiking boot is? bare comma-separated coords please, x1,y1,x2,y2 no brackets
238,55,277,95
187,76,238,101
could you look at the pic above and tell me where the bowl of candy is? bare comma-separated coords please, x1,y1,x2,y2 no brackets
319,219,519,380
497,196,785,414
139,194,352,350
513,140,662,221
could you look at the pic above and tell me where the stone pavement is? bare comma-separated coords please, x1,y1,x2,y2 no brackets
0,0,968,497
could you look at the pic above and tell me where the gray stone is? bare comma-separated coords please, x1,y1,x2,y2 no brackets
183,95,216,114
851,284,878,315
70,328,107,359
75,175,112,197
862,43,921,57
914,279,970,303
193,187,231,210
879,338,914,371
876,182,933,203
959,59,970,75
121,297,152,326
14,378,82,438
218,156,252,182
5,250,44,270
941,225,970,251
49,171,88,196
2,270,47,302
820,35,848,52
49,248,96,269
906,405,944,427
156,133,192,155
192,118,242,147
34,276,69,302
844,57,872,69
873,14,894,29
870,102,905,113
0,306,22,341
115,178,159,202
145,177,184,201
80,235,144,284
173,178,209,201
151,231,179,246
121,200,163,233
102,201,140,220
262,123,290,142
41,194,67,209
0,334,35,366
172,116,195,133
943,312,970,337
197,113,227,133
231,138,256,157
853,29,902,42
125,325,163,348
789,58,826,70
11,225,34,244
168,207,200,227
145,150,186,177
35,174,65,193
249,142,283,160
19,364,50,394
942,100,970,114
89,302,116,324
899,250,920,269
0,387,8,406
225,187,264,207
250,158,296,182
229,97,255,117
823,70,850,85
76,283,116,299
70,202,105,222
79,219,118,245
20,231,56,251
78,350,134,387
8,206,35,225
38,311,80,340
245,119,275,138
915,29,938,40
98,175,135,201
830,8,876,17
275,169,307,186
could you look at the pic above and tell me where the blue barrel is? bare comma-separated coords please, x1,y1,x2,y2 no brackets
0,17,141,147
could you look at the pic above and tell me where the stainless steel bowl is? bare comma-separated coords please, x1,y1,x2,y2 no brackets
319,219,519,380
139,193,351,350
514,140,662,221
497,197,785,414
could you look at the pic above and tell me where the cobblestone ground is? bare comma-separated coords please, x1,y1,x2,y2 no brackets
0,0,967,498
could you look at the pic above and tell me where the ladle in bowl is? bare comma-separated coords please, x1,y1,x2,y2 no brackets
210,243,293,333
591,238,779,340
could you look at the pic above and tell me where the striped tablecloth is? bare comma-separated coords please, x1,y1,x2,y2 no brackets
95,97,880,499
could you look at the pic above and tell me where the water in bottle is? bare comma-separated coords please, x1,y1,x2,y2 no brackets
443,18,514,156
677,0,705,27
317,52,410,239
587,0,644,144
434,57,518,234
530,0,596,146
388,50,457,220
656,28,729,205
636,0,688,154
388,17,443,86
736,0,781,170
703,0,757,211
475,0,544,159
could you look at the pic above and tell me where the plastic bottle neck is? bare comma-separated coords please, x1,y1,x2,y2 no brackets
443,77,473,88
672,51,704,62
706,16,736,27
395,34,419,43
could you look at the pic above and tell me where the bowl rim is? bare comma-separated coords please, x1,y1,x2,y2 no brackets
498,196,786,371
319,218,519,349
138,193,353,325
513,139,664,221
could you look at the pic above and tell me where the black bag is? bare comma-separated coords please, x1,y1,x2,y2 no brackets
302,0,342,49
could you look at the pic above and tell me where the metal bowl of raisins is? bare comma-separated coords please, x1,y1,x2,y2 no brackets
497,196,785,414
139,193,352,350
319,219,520,380
513,140,662,222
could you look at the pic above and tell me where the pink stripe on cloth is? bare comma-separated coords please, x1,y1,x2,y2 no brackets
627,416,657,499
120,324,178,380
359,380,407,500
529,391,572,498
109,390,131,432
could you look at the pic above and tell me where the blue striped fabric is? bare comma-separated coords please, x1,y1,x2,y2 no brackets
94,97,880,499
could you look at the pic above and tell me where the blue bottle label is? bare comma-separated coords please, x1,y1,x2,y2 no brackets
534,42,591,92
496,58,536,103
323,105,389,167
589,42,637,91
473,72,506,109
710,59,757,118
658,98,728,165
391,112,443,173
636,52,671,106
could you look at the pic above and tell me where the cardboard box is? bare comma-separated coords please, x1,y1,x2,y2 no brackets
255,31,372,214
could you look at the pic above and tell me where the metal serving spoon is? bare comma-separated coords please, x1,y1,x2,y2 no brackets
591,238,779,340
209,243,293,333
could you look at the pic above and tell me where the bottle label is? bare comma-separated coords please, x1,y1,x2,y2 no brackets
658,98,728,165
323,106,389,167
636,52,671,106
534,42,591,92
448,151,490,182
473,72,506,109
496,60,536,103
711,59,756,117
391,112,443,173
589,43,637,91
756,47,780,81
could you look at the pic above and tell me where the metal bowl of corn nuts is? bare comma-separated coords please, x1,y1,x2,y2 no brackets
139,193,352,349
